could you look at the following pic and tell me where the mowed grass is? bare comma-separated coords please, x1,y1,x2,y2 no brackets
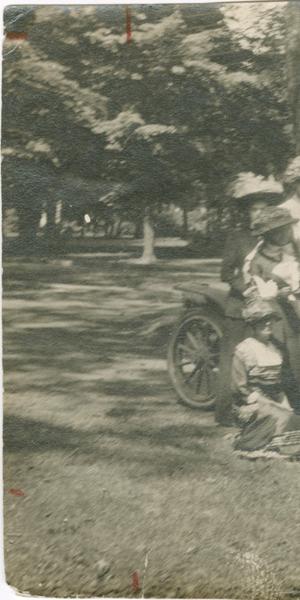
3,253,300,599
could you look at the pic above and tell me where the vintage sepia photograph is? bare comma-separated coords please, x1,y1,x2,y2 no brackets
2,1,300,598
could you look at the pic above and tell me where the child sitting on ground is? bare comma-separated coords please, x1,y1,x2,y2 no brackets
231,299,294,453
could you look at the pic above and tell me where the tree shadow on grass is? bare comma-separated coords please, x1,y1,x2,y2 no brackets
98,378,170,398
3,316,169,400
4,318,165,362
4,378,170,398
4,414,220,477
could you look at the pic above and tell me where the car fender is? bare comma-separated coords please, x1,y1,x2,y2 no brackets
175,282,229,317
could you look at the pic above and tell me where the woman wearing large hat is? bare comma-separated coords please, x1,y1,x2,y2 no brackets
215,173,283,426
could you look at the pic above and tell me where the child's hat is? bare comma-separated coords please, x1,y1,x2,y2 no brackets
251,206,298,236
242,299,280,323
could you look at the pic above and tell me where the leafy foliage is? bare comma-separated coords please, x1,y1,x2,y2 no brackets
2,3,294,244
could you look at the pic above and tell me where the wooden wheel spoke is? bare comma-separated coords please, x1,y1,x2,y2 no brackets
195,364,205,393
178,342,195,356
184,364,199,383
196,365,210,395
186,331,201,350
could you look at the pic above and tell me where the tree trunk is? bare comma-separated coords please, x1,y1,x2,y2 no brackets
44,200,62,237
112,216,122,238
182,207,188,238
140,208,156,264
39,210,47,229
55,199,62,225
286,2,300,152
45,199,56,237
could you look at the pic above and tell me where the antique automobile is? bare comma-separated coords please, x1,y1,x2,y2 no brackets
167,280,228,410
167,279,300,411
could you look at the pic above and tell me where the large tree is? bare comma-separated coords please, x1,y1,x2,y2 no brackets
2,3,294,257
286,0,300,151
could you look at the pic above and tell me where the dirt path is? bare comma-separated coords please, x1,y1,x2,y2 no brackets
3,255,300,599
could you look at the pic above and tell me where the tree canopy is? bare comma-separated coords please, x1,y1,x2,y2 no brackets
2,3,295,250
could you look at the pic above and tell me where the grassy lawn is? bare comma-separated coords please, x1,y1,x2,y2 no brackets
3,252,300,599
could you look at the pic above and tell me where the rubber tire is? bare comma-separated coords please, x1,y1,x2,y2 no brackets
167,307,224,410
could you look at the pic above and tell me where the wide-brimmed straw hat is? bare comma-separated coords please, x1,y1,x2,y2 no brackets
229,172,283,203
242,300,280,324
251,206,298,236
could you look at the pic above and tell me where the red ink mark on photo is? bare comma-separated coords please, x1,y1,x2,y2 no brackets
8,488,25,497
131,570,140,592
6,32,28,41
125,7,132,44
